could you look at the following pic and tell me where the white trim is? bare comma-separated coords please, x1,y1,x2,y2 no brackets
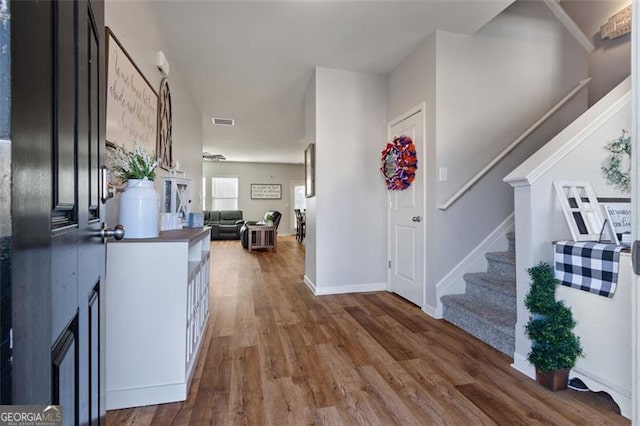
434,213,515,317
107,382,187,410
422,304,440,319
312,282,387,296
303,275,316,294
439,78,590,209
388,103,424,129
541,0,595,53
570,368,631,419
505,78,631,187
511,352,535,380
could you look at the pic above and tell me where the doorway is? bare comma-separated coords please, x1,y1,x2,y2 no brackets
387,105,425,307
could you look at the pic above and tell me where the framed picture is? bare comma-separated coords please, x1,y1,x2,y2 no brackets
600,197,631,243
105,27,158,153
250,184,282,200
305,143,315,198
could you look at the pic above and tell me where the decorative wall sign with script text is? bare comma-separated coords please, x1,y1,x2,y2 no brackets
106,28,158,153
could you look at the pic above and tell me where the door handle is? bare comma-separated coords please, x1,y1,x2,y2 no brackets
412,216,421,223
100,223,125,242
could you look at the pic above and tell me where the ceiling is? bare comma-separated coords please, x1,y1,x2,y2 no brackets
149,0,513,164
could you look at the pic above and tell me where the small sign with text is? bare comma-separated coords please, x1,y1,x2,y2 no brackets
0,405,62,426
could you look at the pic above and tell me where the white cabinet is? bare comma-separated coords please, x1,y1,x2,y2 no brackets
161,177,192,222
106,227,210,410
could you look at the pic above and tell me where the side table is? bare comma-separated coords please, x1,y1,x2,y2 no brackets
247,225,277,252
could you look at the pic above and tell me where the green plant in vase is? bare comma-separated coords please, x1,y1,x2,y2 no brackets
525,262,582,391
264,211,276,225
107,141,158,184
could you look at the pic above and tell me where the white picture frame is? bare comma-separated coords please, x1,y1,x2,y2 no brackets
553,180,605,241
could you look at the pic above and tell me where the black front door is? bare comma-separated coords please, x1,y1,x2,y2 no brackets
11,0,106,424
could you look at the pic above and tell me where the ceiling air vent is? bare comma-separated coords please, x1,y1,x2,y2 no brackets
202,152,226,161
212,117,235,126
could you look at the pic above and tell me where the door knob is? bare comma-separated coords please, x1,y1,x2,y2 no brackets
100,223,125,242
412,216,421,223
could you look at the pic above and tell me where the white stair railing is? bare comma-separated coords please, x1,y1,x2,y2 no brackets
437,77,591,211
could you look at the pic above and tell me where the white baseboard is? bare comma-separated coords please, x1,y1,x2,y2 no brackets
107,382,187,410
422,304,441,319
303,275,316,294
312,282,386,296
435,213,514,317
511,352,535,380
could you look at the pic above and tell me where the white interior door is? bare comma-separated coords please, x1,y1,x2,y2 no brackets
387,108,424,306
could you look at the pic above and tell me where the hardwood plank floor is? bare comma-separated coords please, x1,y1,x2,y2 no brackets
106,236,629,425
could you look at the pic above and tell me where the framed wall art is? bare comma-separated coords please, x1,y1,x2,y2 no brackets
105,27,158,153
250,184,282,200
305,143,315,198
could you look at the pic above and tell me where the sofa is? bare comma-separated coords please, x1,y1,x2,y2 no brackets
240,210,282,249
204,210,245,240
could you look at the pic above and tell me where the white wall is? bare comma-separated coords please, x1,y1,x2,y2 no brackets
433,1,588,285
307,67,387,294
105,1,203,225
386,0,589,311
304,72,317,286
202,161,304,236
387,32,439,308
561,0,631,106
505,77,630,377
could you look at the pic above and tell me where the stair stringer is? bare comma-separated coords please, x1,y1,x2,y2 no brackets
434,213,514,319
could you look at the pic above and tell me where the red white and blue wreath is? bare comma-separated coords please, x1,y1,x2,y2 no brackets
380,135,418,190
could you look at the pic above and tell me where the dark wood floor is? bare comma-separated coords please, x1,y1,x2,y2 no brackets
107,236,629,425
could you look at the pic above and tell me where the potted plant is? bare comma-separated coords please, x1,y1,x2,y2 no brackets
108,142,158,183
525,262,582,391
264,211,276,226
108,142,160,238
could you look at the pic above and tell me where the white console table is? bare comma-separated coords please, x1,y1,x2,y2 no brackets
106,227,211,410
556,252,632,419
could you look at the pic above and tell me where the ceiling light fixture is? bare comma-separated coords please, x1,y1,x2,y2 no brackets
211,117,234,127
202,152,226,161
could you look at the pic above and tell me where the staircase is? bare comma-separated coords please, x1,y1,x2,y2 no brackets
441,232,516,356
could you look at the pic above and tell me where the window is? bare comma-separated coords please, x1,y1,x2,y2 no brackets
292,184,306,227
294,185,306,211
211,177,238,210
202,177,206,210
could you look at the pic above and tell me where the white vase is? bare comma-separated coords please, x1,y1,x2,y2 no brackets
119,178,160,238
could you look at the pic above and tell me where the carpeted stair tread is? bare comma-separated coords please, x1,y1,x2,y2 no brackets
442,294,516,332
441,294,516,355
440,232,517,356
485,251,515,265
463,272,516,297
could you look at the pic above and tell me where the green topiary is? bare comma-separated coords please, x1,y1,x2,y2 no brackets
525,263,582,373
